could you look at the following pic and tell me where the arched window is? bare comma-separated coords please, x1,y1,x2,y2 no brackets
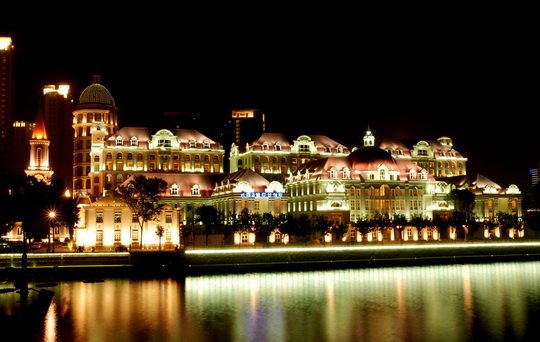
131,137,138,146
94,155,100,162
171,184,179,195
116,136,123,146
191,184,200,196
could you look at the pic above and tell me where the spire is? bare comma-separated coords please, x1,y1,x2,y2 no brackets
32,109,48,140
363,127,375,147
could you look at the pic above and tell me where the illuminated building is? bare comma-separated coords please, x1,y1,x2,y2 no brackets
285,130,521,228
211,168,288,220
440,173,522,220
25,109,53,183
380,136,467,177
0,36,14,177
72,75,118,197
43,84,73,189
229,133,350,182
11,120,34,176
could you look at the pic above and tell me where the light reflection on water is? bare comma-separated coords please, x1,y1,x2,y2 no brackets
3,261,540,341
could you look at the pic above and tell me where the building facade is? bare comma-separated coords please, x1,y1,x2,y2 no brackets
380,135,467,178
72,75,119,197
230,133,350,182
0,37,14,177
43,84,73,188
25,110,53,183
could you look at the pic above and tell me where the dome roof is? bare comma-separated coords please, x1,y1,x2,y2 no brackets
78,75,115,106
348,146,398,171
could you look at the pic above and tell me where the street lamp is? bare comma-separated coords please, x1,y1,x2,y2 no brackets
48,211,56,253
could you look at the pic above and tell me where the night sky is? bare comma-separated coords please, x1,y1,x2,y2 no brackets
2,11,537,187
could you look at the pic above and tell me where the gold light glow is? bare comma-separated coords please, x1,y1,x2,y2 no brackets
0,37,13,50
43,84,70,98
232,110,255,118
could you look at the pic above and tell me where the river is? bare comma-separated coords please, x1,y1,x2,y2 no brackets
1,261,539,341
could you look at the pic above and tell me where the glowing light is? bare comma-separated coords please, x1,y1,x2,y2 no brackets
185,241,540,256
43,84,70,98
0,37,12,50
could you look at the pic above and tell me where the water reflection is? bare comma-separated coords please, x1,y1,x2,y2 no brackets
2,261,540,341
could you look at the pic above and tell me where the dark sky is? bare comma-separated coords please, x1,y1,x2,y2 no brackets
1,11,537,187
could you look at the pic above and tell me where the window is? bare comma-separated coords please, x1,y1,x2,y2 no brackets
191,184,200,196
275,143,281,151
131,137,138,146
189,140,196,148
114,211,121,223
299,144,310,153
96,230,103,242
329,168,338,179
94,155,100,162
132,213,138,223
158,139,171,147
114,229,121,241
116,136,123,146
343,168,350,179
171,184,179,195
96,212,103,223
203,141,210,149
336,145,343,153
262,142,269,151
166,213,172,223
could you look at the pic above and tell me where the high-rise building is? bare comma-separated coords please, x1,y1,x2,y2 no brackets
12,120,34,176
25,109,53,183
72,75,118,198
43,84,73,189
0,36,15,177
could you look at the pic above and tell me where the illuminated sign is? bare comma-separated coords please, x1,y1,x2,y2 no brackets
241,192,283,198
232,110,255,119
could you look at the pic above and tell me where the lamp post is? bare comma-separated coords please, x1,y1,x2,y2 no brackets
49,211,56,253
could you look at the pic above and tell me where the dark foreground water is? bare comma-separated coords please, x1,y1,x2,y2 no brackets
2,261,540,341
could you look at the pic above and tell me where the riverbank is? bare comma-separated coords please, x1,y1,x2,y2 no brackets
2,241,540,280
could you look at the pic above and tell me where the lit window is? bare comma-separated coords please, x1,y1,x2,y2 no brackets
171,184,179,195
116,136,123,146
131,137,138,146
192,184,200,196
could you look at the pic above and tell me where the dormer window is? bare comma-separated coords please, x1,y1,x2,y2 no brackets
191,184,200,196
343,168,350,179
275,143,281,151
379,169,386,180
203,141,210,149
130,137,138,146
171,184,179,195
262,142,269,151
189,140,196,148
158,139,171,147
299,144,309,153
409,169,417,180
329,168,338,179
116,136,123,146
336,145,343,153
418,149,428,156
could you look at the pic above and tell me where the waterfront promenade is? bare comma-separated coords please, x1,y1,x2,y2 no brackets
2,241,540,279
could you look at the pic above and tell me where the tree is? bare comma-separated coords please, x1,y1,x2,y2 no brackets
392,214,408,243
116,175,168,249
449,189,476,240
0,176,79,242
195,205,218,246
155,224,164,250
